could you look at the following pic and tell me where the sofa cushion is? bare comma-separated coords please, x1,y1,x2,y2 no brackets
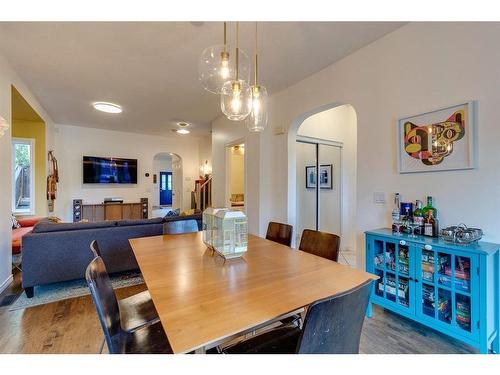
11,214,21,229
32,220,117,233
117,217,164,226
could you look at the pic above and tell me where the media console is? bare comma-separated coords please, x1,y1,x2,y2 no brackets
73,198,148,222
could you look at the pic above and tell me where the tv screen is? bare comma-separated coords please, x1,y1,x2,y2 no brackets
83,156,138,184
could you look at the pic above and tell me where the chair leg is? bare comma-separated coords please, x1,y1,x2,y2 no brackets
25,287,34,298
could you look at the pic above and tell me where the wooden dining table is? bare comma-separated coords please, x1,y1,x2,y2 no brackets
129,232,377,354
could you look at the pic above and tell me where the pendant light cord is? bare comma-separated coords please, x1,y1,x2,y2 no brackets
254,22,258,86
223,22,227,53
236,22,239,81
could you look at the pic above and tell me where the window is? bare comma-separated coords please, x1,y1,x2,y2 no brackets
12,138,35,215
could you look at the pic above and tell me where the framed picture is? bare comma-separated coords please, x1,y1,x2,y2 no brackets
397,101,476,173
305,164,333,189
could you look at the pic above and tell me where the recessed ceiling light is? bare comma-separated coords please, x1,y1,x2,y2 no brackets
176,129,190,135
93,102,122,114
177,122,189,127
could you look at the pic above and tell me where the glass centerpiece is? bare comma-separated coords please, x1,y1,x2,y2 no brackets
213,209,248,259
202,207,227,249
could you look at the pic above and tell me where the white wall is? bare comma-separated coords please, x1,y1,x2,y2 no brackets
230,148,245,195
0,55,55,293
54,124,202,221
296,105,357,261
211,117,261,235
198,135,212,176
211,23,500,269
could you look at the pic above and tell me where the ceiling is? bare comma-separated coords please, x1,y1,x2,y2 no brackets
0,22,405,136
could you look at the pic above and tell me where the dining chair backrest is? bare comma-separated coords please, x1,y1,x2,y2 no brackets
163,219,199,235
85,256,122,352
296,279,373,354
265,222,293,247
299,229,340,262
90,240,102,258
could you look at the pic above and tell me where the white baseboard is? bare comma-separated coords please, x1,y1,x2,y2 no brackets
0,273,14,295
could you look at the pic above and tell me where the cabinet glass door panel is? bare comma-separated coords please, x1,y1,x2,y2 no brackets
397,276,410,308
374,269,384,298
437,252,452,288
398,244,410,277
386,242,396,273
456,293,472,332
422,284,436,318
421,250,435,283
385,272,397,302
373,240,384,270
455,256,471,293
438,288,452,325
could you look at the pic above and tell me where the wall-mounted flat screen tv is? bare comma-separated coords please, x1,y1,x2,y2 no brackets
83,156,138,184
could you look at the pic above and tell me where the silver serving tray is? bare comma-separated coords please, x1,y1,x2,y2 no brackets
440,224,483,244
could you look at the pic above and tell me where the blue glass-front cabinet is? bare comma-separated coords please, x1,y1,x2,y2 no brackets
365,229,500,354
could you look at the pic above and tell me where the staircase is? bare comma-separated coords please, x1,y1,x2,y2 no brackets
194,176,212,211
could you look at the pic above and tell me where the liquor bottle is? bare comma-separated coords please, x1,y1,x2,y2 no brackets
392,193,401,234
413,200,424,235
422,196,437,219
424,211,439,237
392,193,401,223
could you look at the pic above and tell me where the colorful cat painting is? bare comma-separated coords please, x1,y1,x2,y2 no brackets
403,110,465,166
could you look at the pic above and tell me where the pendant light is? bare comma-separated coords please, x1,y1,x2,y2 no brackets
199,22,250,95
220,22,252,121
246,22,268,132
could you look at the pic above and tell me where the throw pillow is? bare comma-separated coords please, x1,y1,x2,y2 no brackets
47,216,63,223
180,209,195,216
11,214,21,229
165,209,180,217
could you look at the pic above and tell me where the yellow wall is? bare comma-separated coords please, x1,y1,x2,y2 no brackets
12,120,46,217
230,147,245,195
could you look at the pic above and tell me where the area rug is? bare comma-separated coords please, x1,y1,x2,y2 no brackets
7,271,144,311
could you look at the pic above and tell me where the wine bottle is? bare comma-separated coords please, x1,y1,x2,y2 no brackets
424,211,439,237
423,196,437,219
413,200,424,235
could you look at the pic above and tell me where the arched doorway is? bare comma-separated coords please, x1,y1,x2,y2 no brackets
288,103,357,265
151,152,182,218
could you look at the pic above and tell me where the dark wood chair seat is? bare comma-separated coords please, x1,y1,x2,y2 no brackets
86,255,172,354
223,280,373,354
266,222,293,247
90,240,160,332
299,229,340,262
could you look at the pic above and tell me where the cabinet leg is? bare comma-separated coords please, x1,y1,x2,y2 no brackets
366,302,373,318
493,335,499,354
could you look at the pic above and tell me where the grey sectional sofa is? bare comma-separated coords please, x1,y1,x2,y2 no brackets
21,214,202,297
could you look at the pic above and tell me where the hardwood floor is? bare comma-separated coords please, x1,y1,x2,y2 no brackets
0,275,477,354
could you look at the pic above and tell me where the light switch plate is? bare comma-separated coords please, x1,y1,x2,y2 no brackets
373,192,386,204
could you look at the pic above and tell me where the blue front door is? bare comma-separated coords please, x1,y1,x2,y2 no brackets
159,171,172,205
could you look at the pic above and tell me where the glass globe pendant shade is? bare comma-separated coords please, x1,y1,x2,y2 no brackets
220,79,252,121
246,85,268,132
199,45,250,94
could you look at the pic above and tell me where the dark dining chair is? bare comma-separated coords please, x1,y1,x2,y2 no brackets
223,279,373,354
90,240,160,333
299,229,340,262
163,219,199,234
86,256,172,354
266,222,293,247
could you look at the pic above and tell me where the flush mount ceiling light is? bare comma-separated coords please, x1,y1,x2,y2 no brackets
173,122,190,134
93,102,122,114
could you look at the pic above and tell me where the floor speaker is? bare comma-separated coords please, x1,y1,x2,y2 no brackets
73,199,83,222
141,198,148,219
